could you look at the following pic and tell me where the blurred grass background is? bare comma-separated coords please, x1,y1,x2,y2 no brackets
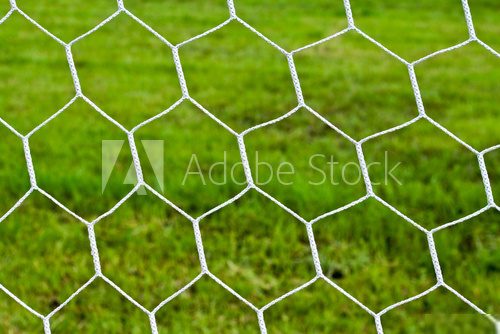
0,0,498,333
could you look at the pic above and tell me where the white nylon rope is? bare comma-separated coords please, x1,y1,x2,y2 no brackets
0,0,498,333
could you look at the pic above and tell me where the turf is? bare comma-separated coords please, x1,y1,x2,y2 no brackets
0,0,498,333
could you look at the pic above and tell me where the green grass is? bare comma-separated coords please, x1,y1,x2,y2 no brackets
0,0,498,333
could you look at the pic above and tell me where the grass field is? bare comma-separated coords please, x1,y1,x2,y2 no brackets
0,0,499,333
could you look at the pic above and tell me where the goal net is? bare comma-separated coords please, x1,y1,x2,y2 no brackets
0,0,498,333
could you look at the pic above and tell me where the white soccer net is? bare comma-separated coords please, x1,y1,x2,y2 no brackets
0,0,498,333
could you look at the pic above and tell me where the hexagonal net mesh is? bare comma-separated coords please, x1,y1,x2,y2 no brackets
0,0,498,332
